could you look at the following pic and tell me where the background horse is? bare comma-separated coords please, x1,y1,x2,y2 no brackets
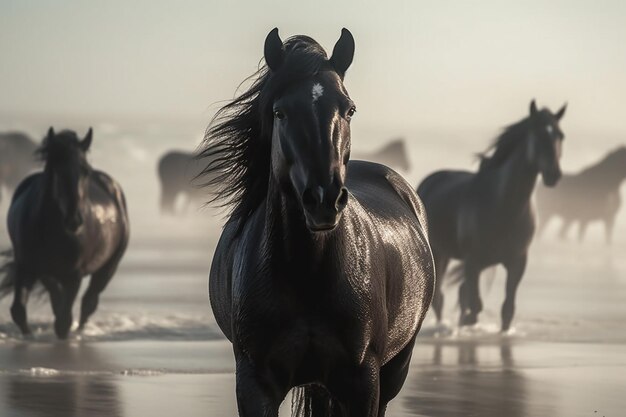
417,100,566,331
536,145,626,244
0,128,129,339
353,138,411,172
0,131,40,204
203,29,434,416
157,150,205,214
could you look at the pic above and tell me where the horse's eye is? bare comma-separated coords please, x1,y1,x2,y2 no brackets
347,106,356,119
273,110,285,120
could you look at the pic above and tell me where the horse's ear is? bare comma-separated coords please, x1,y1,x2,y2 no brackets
330,28,355,79
529,99,538,117
555,103,567,121
47,127,55,138
81,127,93,151
264,28,284,71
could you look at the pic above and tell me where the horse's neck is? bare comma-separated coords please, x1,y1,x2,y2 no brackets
484,144,538,215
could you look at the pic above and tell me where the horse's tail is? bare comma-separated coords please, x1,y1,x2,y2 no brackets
0,250,45,300
0,250,17,299
291,385,339,417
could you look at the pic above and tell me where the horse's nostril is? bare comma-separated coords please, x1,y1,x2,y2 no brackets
302,186,323,210
335,187,349,210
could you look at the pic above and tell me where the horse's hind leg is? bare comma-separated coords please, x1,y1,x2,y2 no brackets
459,263,482,326
10,266,35,336
377,334,417,417
79,258,121,330
578,221,589,243
501,255,527,332
558,219,573,240
431,254,449,323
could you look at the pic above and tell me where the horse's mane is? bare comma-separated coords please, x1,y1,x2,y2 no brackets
578,145,626,180
199,35,332,225
36,130,89,165
478,117,531,172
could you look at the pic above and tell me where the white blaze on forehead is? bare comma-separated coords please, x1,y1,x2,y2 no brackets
311,83,324,102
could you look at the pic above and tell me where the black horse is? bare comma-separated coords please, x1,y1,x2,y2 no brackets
157,150,205,214
536,145,626,244
417,100,566,331
204,29,434,416
0,132,40,203
0,128,129,339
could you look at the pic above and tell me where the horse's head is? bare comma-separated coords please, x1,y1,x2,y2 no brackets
527,100,566,187
263,29,355,232
39,127,93,231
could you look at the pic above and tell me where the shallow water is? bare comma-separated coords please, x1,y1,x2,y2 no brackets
0,120,625,416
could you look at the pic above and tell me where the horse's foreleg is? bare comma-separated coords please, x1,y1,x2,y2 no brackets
330,355,381,417
54,278,81,339
377,334,416,417
235,357,283,417
79,260,120,330
10,269,33,336
501,255,527,332
40,276,64,317
459,264,482,326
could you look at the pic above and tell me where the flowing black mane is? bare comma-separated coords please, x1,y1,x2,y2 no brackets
478,117,531,171
199,35,333,223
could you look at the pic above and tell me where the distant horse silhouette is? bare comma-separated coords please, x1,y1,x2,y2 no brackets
353,138,411,172
0,132,40,203
0,128,129,339
157,150,205,214
204,29,434,416
417,100,566,331
536,145,626,244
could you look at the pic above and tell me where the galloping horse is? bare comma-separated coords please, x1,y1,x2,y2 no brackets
0,128,129,339
204,29,434,416
536,145,626,244
157,149,205,214
417,101,566,331
0,132,40,203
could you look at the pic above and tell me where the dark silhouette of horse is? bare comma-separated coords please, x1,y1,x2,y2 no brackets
204,29,434,417
536,145,626,244
0,128,129,339
353,138,411,172
417,100,566,331
0,132,40,203
157,150,205,214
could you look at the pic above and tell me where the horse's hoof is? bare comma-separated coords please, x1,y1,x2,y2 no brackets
460,315,478,327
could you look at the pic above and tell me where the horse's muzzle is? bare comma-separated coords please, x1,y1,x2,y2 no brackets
542,168,562,187
301,185,349,232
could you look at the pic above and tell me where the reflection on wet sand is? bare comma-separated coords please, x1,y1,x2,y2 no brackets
404,341,554,417
1,343,123,417
6,374,122,417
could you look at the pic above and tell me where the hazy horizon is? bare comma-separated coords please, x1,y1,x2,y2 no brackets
2,1,626,137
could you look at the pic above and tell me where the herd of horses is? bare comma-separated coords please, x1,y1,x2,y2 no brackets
0,28,625,416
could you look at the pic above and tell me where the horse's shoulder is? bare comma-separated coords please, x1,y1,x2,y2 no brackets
347,160,427,225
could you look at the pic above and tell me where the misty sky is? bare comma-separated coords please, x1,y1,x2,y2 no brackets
1,0,626,135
